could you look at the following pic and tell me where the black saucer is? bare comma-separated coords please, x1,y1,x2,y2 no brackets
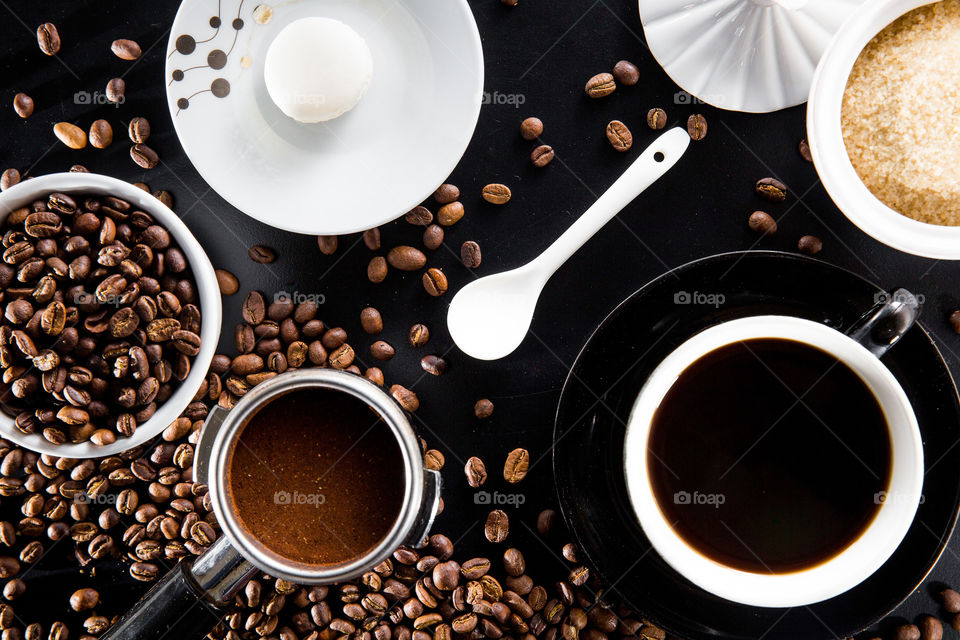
553,251,960,640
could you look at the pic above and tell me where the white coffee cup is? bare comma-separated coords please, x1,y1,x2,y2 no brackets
623,314,924,608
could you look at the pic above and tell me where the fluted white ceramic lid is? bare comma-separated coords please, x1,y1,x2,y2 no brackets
638,0,867,113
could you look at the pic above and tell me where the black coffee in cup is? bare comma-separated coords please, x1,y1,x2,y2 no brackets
647,338,892,573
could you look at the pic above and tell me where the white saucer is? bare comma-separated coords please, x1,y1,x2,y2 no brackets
638,0,866,113
165,0,484,235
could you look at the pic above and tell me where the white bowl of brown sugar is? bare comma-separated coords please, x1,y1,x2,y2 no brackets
808,0,960,259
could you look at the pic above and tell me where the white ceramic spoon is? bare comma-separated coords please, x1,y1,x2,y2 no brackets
447,127,691,360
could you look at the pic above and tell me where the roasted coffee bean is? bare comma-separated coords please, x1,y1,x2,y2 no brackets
585,73,616,98
329,344,355,370
756,177,788,202
112,38,142,60
482,184,512,205
248,245,276,264
799,138,813,162
748,211,777,236
437,202,464,226
423,224,444,250
920,616,942,640
504,448,529,483
128,117,151,144
503,548,525,576
106,78,126,103
360,307,383,335
613,60,640,86
422,268,448,297
54,123,87,149
242,291,267,324
943,588,960,613
457,241,482,269
368,256,388,283
421,355,447,376
69,588,99,611
130,144,159,169
485,510,509,543
895,624,921,640
646,108,667,130
363,228,381,250
531,145,555,167
797,235,822,255
406,206,434,226
465,457,487,488
213,269,238,295
475,398,494,419
89,120,113,149
520,117,544,141
388,246,427,271
370,340,395,361
315,235,337,255
687,114,708,141
409,323,430,347
434,184,460,204
13,94,33,119
605,121,633,152
0,170,19,192
390,385,419,412
37,23,61,55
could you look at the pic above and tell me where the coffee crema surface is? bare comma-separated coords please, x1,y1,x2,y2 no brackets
227,389,405,566
647,338,892,574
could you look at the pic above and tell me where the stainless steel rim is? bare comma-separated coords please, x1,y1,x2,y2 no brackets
207,369,424,583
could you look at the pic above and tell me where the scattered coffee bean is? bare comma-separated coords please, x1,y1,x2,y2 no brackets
69,588,99,611
537,509,556,535
368,256,388,283
128,117,151,144
409,323,430,347
405,206,434,226
89,120,113,149
54,123,87,149
756,177,788,202
475,398,494,419
521,117,544,141
421,355,448,376
799,139,813,162
646,108,667,130
0,170,20,192
362,228,380,250
949,311,960,335
605,120,633,152
434,184,460,204
438,202,465,226
423,268,448,297
106,78,126,103
687,114,708,141
112,38,142,60
37,23,61,55
502,0,519,6
465,457,487,488
423,224,444,251
482,184,512,205
585,73,616,98
895,624,921,640
748,211,777,236
390,385,419,412
370,340,395,361
531,145,555,168
13,93,33,119
215,269,239,295
248,245,276,264
461,241,481,269
797,235,822,255
130,144,159,169
943,588,960,613
485,510,509,543
613,60,640,86
503,448,529,484
920,616,942,640
360,307,383,335
388,246,427,271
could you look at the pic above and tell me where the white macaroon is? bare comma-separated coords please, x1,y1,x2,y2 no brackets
264,17,373,123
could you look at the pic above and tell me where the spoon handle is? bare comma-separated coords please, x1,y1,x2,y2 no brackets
530,127,690,280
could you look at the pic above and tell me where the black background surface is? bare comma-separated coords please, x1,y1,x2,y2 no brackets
2,0,960,637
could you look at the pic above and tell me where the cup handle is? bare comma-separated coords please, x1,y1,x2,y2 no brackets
846,288,921,358
403,469,442,547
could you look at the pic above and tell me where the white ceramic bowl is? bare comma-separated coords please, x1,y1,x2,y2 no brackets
807,0,960,259
0,173,221,458
164,0,484,235
624,316,924,607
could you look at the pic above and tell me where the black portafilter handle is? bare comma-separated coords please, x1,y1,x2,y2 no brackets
103,536,257,640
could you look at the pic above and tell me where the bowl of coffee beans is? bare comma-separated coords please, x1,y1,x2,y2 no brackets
0,172,221,457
